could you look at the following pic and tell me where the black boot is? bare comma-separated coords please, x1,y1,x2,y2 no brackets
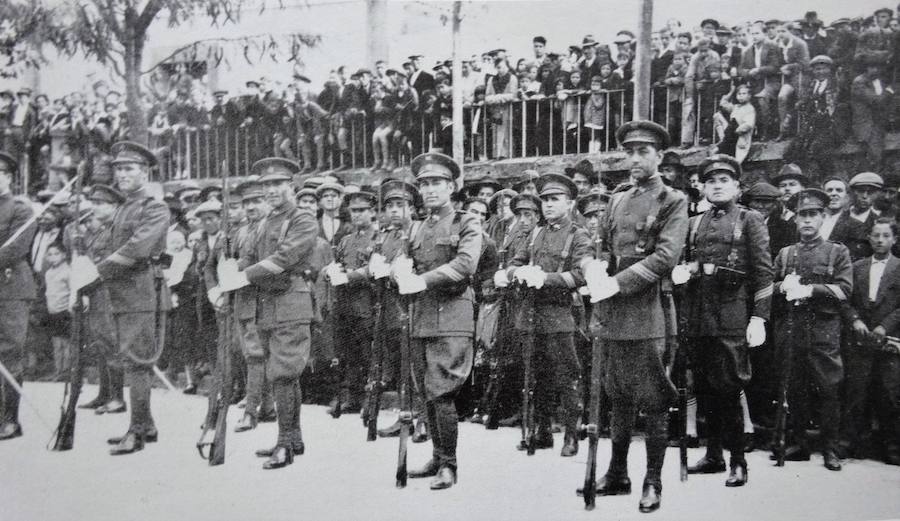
638,482,662,513
0,380,22,440
262,446,294,469
725,460,748,487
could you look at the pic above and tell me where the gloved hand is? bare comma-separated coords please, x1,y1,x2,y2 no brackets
325,262,348,286
391,254,414,279
396,272,427,295
671,263,692,285
69,254,100,293
746,316,766,347
171,294,180,309
781,273,802,294
524,267,546,289
207,286,223,309
583,259,609,287
785,284,813,302
493,270,510,288
369,253,391,279
590,276,620,303
218,259,250,292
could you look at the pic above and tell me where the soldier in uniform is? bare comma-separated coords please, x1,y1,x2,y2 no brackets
772,188,852,471
674,155,773,487
78,185,127,416
94,142,170,455
233,180,275,431
399,152,482,490
585,121,689,513
222,158,318,469
0,152,36,441
327,190,379,414
498,173,591,457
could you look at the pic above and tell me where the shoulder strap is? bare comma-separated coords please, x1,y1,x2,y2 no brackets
826,241,838,277
557,226,576,273
278,208,300,244
527,226,543,265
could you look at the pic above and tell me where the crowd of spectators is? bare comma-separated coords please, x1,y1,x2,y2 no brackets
5,7,900,192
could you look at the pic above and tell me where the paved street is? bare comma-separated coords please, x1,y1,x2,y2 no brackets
1,382,899,521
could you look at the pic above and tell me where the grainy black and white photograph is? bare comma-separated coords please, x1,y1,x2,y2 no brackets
1,0,900,519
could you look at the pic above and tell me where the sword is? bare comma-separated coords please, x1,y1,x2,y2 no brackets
0,171,84,253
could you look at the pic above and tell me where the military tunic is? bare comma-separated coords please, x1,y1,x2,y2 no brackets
0,192,36,392
773,236,852,450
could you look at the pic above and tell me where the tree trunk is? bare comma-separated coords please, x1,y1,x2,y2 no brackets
124,34,149,145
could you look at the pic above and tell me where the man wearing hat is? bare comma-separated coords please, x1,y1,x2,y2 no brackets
740,23,783,140
326,189,379,416
827,18,858,87
484,188,517,246
658,151,686,189
565,159,599,197
793,55,843,178
467,178,501,203
223,157,317,469
408,54,435,101
8,88,36,156
856,8,894,72
828,173,884,261
851,57,894,173
498,173,591,458
576,192,610,239
512,170,540,196
88,141,170,455
316,180,352,247
586,121,688,512
772,188,852,471
579,35,605,87
774,23,811,141
673,155,773,487
0,152,36,441
188,198,224,396
400,153,482,490
77,184,128,416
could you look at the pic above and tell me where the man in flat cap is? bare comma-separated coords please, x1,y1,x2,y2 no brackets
771,188,852,472
325,189,380,416
673,154,773,487
90,141,170,455
829,173,884,261
186,196,223,396
585,121,688,512
792,55,844,178
0,152,36,441
468,178,501,204
401,153,482,490
498,173,591,458
224,157,318,469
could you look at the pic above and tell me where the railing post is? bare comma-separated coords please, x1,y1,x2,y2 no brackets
521,100,527,158
549,98,554,156
576,94,582,155
605,91,610,151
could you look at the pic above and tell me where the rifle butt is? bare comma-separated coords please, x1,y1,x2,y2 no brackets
583,435,598,509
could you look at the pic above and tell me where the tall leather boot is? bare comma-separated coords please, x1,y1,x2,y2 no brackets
81,361,110,409
640,412,668,513
0,379,22,440
128,368,154,436
264,379,297,469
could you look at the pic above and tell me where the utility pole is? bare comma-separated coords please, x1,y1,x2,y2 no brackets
633,0,653,120
366,0,389,67
451,1,464,180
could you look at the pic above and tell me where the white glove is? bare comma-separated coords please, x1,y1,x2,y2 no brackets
671,263,692,285
583,259,609,287
325,262,348,286
493,270,510,288
369,253,391,279
781,273,802,294
785,284,813,302
391,254,415,279
590,276,620,303
525,268,546,289
396,272,427,295
513,266,532,285
69,254,99,293
207,286,223,309
171,294,180,309
217,259,250,292
746,316,766,347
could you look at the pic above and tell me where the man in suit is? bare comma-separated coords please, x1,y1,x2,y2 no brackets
830,173,883,261
401,153,482,490
94,142,170,455
586,121,689,513
775,24,811,140
579,36,606,89
851,59,894,173
6,89,36,157
409,55,435,100
740,23,783,140
854,8,894,70
842,217,900,465
768,164,806,254
772,188,852,471
0,152,36,441
677,155,773,487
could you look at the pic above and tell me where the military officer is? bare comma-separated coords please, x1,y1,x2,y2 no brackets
228,158,318,469
399,152,482,490
498,173,591,457
94,142,170,455
576,192,610,238
772,188,852,472
0,151,36,441
585,121,689,513
328,189,380,415
234,180,275,432
674,155,773,487
79,185,127,416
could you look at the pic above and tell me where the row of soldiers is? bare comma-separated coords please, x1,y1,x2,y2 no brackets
0,120,898,513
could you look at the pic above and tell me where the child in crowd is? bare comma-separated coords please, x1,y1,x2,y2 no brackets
715,83,756,163
43,243,71,381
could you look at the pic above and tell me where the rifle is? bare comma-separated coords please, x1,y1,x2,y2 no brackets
582,235,603,509
363,207,386,441
518,280,537,456
197,161,234,466
665,286,688,482
772,289,796,467
396,219,414,488
329,214,343,419
479,220,509,430
50,173,86,451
